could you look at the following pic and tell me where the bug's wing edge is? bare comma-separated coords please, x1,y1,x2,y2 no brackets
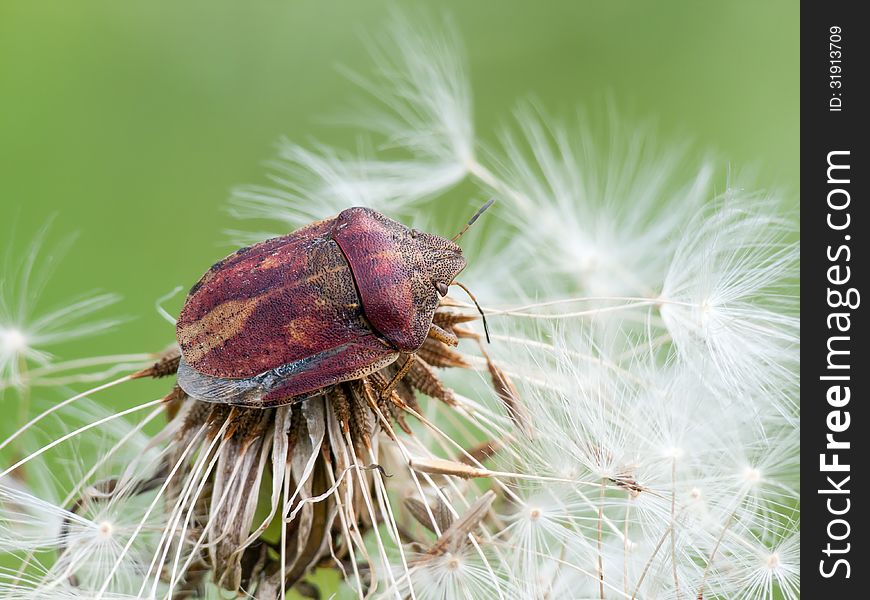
176,342,399,408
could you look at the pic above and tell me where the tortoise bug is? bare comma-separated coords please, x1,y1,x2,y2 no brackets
174,204,491,408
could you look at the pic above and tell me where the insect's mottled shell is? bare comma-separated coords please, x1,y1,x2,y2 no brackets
175,207,466,406
333,207,466,351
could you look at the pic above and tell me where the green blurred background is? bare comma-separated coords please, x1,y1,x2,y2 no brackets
1,0,798,364
0,1,798,594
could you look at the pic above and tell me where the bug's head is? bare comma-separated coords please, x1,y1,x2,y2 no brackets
333,205,490,351
412,229,467,297
419,197,495,296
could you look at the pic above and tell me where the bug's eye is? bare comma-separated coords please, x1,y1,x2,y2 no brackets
436,282,449,296
410,229,420,238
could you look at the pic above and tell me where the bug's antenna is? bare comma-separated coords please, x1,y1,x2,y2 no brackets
451,281,491,344
451,198,495,243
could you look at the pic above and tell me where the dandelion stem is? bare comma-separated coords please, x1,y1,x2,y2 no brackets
671,458,682,599
696,515,735,600
598,481,606,599
631,525,672,600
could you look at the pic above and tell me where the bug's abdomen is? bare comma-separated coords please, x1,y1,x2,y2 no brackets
177,220,377,379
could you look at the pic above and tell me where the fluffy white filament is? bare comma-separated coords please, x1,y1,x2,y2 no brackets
0,13,798,600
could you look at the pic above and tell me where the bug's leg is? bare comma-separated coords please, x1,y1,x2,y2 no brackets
369,369,414,434
427,323,459,347
379,353,416,401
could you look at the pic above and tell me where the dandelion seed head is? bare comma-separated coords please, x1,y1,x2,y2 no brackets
229,143,468,233
0,327,28,354
96,520,114,539
486,106,713,299
392,544,510,600
711,521,800,600
659,197,799,416
1,225,122,389
663,446,685,460
352,12,474,167
743,466,763,484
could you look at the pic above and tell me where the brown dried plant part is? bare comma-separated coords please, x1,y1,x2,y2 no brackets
119,302,502,599
609,473,652,498
409,456,492,480
132,344,182,379
404,495,455,536
479,344,530,435
417,337,471,370
459,437,506,466
416,490,496,559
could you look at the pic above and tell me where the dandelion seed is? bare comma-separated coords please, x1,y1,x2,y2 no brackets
230,15,474,237
658,198,800,417
1,224,122,391
229,143,468,235
0,479,167,596
489,106,712,298
347,12,474,172
707,519,800,600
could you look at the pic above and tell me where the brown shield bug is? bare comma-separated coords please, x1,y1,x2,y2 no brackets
175,203,491,408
